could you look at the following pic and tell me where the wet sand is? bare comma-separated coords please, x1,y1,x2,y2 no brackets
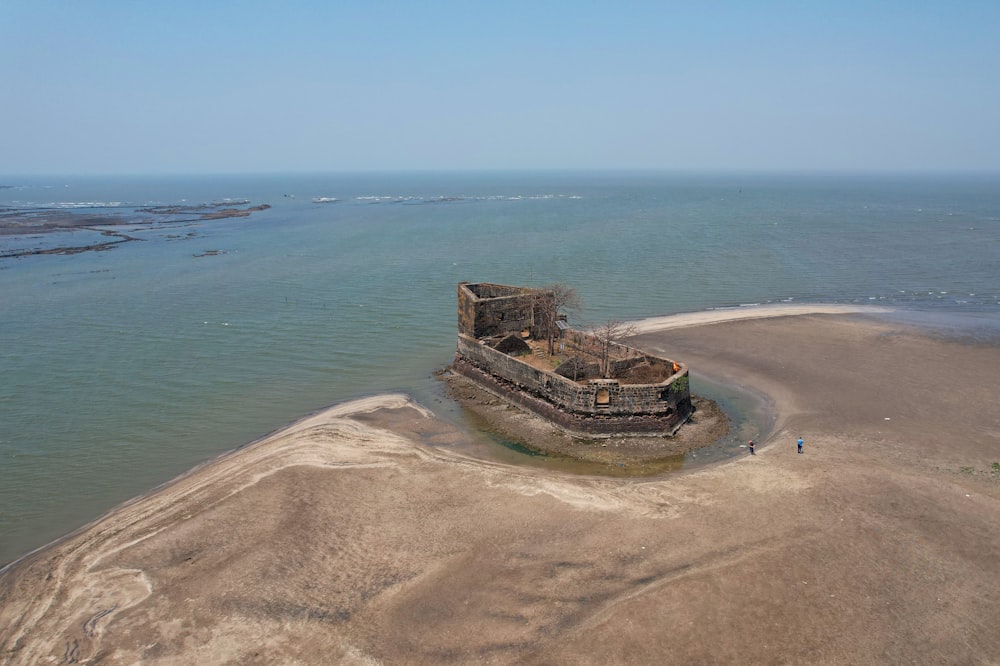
2,309,999,664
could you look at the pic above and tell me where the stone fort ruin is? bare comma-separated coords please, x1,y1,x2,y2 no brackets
452,282,693,436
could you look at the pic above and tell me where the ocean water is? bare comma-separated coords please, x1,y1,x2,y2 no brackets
1,171,998,565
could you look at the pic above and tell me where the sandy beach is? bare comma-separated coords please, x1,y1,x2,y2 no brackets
2,308,999,664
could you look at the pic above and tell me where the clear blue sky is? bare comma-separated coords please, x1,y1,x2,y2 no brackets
2,1,998,174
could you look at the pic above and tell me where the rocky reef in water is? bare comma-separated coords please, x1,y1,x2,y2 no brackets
0,201,271,258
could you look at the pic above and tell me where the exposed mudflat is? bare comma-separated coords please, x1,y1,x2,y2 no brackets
2,310,999,665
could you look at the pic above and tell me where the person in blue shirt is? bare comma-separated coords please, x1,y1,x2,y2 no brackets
797,436,804,454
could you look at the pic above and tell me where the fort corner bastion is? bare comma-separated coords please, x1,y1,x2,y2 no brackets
451,282,694,437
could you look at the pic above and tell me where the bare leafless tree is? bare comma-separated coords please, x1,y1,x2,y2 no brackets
590,319,637,378
537,283,582,354
547,283,581,317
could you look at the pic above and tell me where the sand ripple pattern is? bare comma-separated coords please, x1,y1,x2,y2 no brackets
0,392,810,665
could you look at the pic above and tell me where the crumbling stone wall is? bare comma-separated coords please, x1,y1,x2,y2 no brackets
554,356,600,381
560,332,671,378
494,334,532,356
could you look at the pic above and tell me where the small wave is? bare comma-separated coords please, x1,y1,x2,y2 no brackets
312,197,339,204
18,201,130,209
401,196,466,205
348,193,580,204
355,195,416,202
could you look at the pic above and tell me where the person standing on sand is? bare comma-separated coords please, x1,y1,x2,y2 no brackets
748,440,755,455
797,436,804,454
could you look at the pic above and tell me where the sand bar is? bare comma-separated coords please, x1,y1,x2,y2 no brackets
630,302,894,333
1,309,998,664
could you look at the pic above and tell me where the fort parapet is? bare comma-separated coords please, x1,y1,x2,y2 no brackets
453,282,693,436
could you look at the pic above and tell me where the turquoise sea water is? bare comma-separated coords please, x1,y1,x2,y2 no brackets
2,171,999,565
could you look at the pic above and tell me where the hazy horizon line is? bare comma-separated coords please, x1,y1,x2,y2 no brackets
4,167,999,180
